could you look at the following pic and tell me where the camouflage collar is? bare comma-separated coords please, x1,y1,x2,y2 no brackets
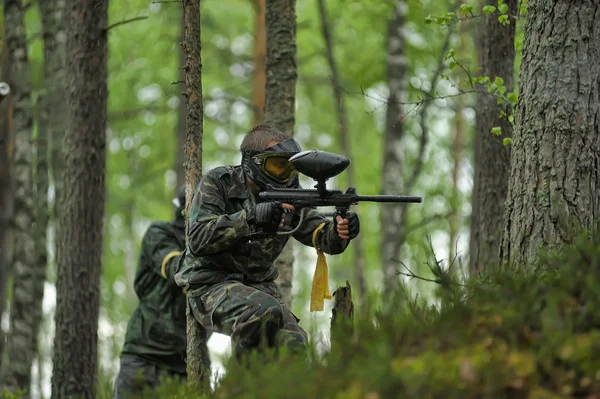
225,165,249,200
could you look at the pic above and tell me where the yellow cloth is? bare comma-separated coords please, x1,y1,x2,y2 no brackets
161,251,182,279
310,222,332,312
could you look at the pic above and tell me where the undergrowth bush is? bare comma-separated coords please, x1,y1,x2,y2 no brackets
127,233,600,399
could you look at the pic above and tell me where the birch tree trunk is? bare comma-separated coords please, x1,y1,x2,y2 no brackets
500,0,600,266
50,0,108,396
182,0,211,388
3,0,37,395
381,1,407,295
469,0,516,275
264,0,297,308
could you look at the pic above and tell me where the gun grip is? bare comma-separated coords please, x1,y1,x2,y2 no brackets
334,208,348,222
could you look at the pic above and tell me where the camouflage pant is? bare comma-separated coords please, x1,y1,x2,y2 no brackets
188,280,308,359
112,354,186,399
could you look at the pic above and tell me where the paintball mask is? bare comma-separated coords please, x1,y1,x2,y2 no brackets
241,138,302,190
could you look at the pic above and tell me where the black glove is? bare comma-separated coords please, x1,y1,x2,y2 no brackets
345,212,360,240
247,202,284,233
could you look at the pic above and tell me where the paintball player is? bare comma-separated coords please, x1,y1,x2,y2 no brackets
113,188,187,398
174,124,361,361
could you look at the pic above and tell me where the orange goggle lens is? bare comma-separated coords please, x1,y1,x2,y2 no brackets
254,154,298,182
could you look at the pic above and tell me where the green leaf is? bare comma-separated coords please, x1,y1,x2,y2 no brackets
482,5,496,15
459,3,473,15
498,3,509,14
445,48,456,60
491,127,502,136
425,15,433,24
503,137,513,146
498,14,510,25
507,92,518,104
494,76,504,87
448,60,457,70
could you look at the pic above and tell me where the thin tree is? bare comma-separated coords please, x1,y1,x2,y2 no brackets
469,0,516,274
252,0,267,124
264,0,297,307
181,0,211,387
316,0,367,302
50,0,108,396
0,28,13,379
500,0,600,266
176,9,186,190
381,1,408,295
3,0,36,395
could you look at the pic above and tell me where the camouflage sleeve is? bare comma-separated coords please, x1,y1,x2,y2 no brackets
142,223,184,281
187,173,251,256
291,208,349,255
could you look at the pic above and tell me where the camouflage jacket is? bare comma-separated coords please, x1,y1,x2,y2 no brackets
174,165,350,289
121,218,187,374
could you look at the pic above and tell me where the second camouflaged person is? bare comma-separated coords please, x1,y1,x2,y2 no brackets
113,188,188,399
175,124,361,361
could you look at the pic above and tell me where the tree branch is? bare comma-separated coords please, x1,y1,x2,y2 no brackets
104,16,148,32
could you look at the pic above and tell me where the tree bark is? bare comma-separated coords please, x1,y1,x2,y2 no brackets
330,280,354,352
3,0,37,395
500,0,600,266
182,0,211,388
264,0,297,308
381,1,407,295
317,0,366,302
469,0,516,275
252,0,267,124
0,30,13,380
50,0,108,397
176,10,186,190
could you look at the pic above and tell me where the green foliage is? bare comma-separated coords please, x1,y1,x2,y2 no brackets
133,234,600,398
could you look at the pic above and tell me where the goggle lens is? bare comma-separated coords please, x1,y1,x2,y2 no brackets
255,154,297,182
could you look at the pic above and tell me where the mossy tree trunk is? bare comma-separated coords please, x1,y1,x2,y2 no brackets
469,0,516,275
381,2,407,295
264,0,297,308
0,30,13,380
3,0,36,395
50,0,108,396
182,0,211,388
500,0,600,266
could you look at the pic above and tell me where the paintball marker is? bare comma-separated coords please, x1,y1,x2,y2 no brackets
0,82,9,104
258,150,423,234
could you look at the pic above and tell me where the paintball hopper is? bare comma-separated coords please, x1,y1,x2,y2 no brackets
0,82,9,103
289,150,350,182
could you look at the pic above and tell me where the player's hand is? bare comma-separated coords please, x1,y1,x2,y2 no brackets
335,212,359,240
280,203,296,228
251,202,295,233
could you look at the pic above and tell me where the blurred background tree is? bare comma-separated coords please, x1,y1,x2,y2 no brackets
0,0,528,397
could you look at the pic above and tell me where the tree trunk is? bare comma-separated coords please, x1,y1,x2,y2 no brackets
50,0,108,397
182,0,211,388
316,0,366,303
500,0,600,266
264,0,297,308
469,0,516,274
3,0,37,395
252,0,266,124
381,1,407,295
176,10,186,190
330,281,354,353
0,30,13,380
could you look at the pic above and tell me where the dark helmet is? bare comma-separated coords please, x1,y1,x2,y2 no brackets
172,185,186,221
241,138,302,190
